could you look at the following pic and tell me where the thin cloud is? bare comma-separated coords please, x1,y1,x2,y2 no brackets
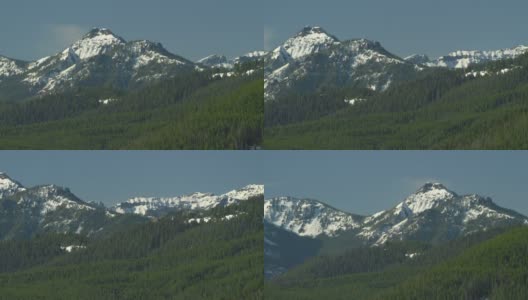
264,26,275,51
37,24,87,57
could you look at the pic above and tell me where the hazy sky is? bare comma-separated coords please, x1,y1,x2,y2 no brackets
0,0,262,62
264,0,528,58
1,151,528,216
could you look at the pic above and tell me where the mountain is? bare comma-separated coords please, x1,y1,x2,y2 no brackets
264,183,528,278
359,183,528,245
0,182,117,240
405,46,528,69
0,28,266,101
0,193,264,299
113,184,264,217
0,27,265,150
264,196,364,237
198,54,231,68
263,26,528,142
198,51,268,69
266,183,527,244
0,172,25,197
264,50,528,149
264,26,421,101
0,172,263,239
265,26,528,102
404,54,431,65
427,45,528,69
0,56,26,80
0,28,195,97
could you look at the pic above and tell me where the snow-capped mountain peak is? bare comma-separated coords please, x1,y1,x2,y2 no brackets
428,45,528,69
1,28,262,99
0,173,262,240
15,27,198,95
22,185,96,215
264,196,364,237
197,51,266,70
113,185,264,217
0,172,26,197
359,183,527,246
282,26,339,60
399,182,456,215
267,183,528,247
0,173,115,239
264,26,415,101
65,27,125,61
224,184,265,200
83,28,123,40
415,182,450,193
0,56,26,78
296,26,336,39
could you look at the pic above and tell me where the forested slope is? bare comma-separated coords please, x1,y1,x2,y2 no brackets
264,226,528,299
0,198,264,299
0,69,263,150
264,54,528,149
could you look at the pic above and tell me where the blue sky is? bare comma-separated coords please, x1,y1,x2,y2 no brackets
3,0,526,62
1,151,528,216
0,0,262,61
264,0,528,58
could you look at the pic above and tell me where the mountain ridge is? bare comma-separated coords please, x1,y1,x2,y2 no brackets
264,25,528,102
265,182,528,244
264,182,528,278
264,26,419,101
0,171,264,240
0,27,264,100
113,184,264,217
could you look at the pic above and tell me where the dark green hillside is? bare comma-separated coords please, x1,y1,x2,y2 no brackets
379,226,528,299
0,70,263,150
265,226,528,299
0,198,264,299
264,54,528,149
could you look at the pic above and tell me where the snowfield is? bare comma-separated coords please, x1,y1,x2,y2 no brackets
113,184,264,216
265,183,528,246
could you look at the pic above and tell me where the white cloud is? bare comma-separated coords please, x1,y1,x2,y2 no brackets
37,24,87,57
49,24,86,46
264,26,275,51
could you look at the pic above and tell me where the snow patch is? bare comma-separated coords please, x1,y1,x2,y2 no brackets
405,252,420,259
99,98,118,105
344,98,366,106
61,245,86,253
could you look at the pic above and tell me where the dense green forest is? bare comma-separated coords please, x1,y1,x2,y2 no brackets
264,54,528,149
0,68,263,150
265,226,528,299
0,198,264,299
